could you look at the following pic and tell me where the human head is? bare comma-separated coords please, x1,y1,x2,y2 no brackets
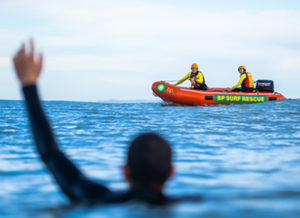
124,132,174,191
191,63,198,73
238,65,246,74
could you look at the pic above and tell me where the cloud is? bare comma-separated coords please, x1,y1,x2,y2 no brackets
1,0,300,100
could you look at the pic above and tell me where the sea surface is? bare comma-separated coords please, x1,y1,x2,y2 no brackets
0,99,300,218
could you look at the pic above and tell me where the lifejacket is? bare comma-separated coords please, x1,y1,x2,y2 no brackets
190,71,206,88
242,72,254,89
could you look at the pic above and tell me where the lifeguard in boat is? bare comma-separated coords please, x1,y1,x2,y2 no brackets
174,63,208,91
231,65,254,92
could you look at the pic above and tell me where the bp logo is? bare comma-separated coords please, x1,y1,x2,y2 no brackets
156,83,167,93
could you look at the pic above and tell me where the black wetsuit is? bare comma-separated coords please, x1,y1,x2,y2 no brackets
23,85,201,205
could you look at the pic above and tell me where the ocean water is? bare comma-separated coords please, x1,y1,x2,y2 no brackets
0,99,300,218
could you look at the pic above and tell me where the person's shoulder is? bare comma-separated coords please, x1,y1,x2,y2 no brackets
88,190,129,205
88,190,204,205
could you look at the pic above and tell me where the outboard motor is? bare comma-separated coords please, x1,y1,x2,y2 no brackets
256,80,274,92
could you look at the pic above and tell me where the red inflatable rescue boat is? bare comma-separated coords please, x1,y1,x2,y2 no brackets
152,81,286,106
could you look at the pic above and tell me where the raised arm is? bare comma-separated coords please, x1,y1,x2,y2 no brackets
13,40,110,202
174,73,190,86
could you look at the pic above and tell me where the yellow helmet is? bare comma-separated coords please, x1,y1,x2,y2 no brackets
238,65,246,71
191,63,198,69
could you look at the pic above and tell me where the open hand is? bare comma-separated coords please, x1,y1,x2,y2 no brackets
13,39,43,86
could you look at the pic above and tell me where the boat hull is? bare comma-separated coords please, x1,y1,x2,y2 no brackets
152,81,286,106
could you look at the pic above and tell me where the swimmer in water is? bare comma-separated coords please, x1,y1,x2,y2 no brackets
13,39,201,205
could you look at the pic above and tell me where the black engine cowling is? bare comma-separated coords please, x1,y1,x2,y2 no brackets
256,80,274,92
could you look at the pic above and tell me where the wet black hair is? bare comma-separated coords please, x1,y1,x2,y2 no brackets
127,132,172,186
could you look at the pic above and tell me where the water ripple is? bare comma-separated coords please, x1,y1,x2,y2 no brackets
0,99,299,217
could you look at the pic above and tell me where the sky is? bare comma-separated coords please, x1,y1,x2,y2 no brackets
0,0,300,101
